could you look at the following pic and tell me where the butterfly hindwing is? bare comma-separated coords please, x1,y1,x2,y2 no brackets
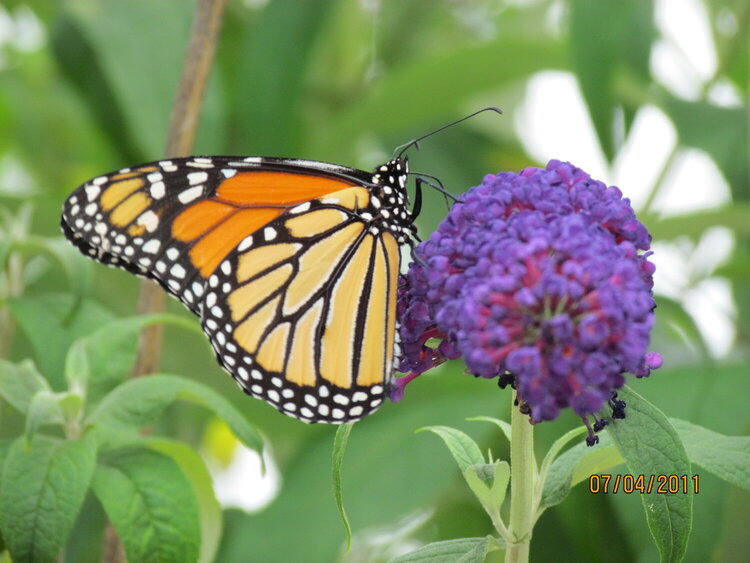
61,155,413,422
201,189,402,422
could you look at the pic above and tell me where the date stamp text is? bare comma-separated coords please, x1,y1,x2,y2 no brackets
588,474,699,494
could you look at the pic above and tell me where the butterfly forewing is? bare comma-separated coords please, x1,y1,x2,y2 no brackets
61,155,413,422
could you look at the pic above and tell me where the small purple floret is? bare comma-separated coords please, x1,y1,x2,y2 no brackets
394,160,661,423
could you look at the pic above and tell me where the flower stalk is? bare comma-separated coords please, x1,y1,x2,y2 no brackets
505,392,537,563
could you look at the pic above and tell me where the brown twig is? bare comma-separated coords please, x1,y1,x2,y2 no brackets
104,1,228,562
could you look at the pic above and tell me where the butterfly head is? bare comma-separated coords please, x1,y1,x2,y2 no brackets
368,156,416,242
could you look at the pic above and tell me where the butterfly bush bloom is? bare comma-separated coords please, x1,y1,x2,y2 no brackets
393,160,662,442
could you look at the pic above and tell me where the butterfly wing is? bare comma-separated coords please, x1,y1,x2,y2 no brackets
61,156,410,422
202,190,402,421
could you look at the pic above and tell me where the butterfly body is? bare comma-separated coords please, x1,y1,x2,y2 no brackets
62,155,414,422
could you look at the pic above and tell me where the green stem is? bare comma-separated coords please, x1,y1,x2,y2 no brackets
505,392,537,563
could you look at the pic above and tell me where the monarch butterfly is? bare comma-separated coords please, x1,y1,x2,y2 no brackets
60,109,500,423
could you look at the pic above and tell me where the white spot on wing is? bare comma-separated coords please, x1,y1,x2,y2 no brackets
137,210,159,232
178,185,203,204
142,239,160,254
238,236,254,252
188,171,208,185
170,264,186,278
150,181,165,199
290,202,310,214
85,185,101,201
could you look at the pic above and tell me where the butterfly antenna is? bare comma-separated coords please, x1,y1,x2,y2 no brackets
410,173,463,203
394,107,502,158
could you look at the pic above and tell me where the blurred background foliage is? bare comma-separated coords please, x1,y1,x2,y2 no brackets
0,0,747,561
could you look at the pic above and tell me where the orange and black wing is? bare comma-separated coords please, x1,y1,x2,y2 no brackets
61,155,413,422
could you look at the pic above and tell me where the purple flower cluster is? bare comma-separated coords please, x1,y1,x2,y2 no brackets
394,160,662,424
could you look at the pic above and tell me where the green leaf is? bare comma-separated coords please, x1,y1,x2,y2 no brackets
236,0,338,155
147,439,222,563
569,0,655,159
0,440,12,472
467,415,512,444
332,422,354,551
643,204,750,242
538,426,588,488
0,435,96,563
7,293,114,389
77,314,200,406
648,296,711,359
87,374,263,455
51,12,145,164
671,418,750,492
541,432,623,509
57,392,85,425
13,236,92,306
61,0,193,159
317,36,566,159
25,390,66,441
91,446,200,563
658,93,747,198
417,426,485,472
464,461,510,519
388,536,499,563
0,359,50,414
569,438,625,487
606,386,692,563
64,339,90,394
